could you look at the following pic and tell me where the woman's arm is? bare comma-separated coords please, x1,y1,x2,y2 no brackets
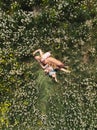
33,49,43,56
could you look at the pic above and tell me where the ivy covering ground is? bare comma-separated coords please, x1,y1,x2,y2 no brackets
0,0,97,129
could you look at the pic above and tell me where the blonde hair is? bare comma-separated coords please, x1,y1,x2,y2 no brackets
48,62,57,69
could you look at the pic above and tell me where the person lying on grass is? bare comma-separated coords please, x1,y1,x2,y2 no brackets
33,49,71,73
40,63,58,82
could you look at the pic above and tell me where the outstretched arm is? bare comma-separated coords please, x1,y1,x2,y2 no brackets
33,49,44,56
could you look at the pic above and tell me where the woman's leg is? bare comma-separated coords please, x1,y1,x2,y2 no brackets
60,68,71,73
51,73,58,82
54,74,58,82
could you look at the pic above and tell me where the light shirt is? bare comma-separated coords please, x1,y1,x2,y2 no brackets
41,52,51,61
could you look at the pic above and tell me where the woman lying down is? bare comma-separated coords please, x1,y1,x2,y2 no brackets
33,49,71,73
33,49,71,82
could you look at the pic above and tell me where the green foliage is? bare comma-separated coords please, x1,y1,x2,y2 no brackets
0,0,97,129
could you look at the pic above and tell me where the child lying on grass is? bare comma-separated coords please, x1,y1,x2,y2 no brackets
40,63,58,83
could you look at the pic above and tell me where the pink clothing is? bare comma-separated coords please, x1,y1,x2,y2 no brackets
41,52,51,61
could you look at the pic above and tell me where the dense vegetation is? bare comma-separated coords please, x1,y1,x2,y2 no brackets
0,0,97,129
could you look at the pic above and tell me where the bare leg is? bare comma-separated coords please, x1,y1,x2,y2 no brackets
54,76,58,82
60,68,71,73
52,74,58,82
